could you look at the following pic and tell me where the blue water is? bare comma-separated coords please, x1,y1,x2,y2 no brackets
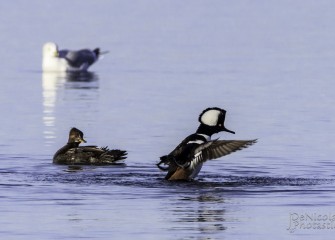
1,1,335,239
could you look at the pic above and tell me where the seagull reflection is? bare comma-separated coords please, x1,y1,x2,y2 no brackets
64,71,99,89
42,71,99,146
42,72,64,146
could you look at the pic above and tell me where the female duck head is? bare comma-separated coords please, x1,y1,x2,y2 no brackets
68,127,87,144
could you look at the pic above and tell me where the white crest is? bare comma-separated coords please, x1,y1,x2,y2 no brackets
199,109,221,126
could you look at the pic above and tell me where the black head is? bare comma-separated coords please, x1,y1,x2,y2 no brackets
198,107,235,134
67,127,87,144
93,48,100,57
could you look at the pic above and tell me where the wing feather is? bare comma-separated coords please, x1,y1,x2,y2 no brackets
77,146,103,153
198,139,257,162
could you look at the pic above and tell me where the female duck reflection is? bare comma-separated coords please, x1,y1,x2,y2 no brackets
42,71,99,146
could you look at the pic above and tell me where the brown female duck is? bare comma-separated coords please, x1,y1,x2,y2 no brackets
53,128,127,165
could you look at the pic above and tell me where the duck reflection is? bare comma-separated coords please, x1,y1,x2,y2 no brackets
42,71,99,146
169,192,227,238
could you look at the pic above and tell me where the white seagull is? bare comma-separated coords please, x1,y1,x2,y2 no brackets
42,42,106,72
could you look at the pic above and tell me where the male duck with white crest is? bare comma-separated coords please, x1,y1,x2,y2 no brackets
157,107,257,181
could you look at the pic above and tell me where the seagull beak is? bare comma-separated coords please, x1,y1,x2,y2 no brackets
54,51,58,57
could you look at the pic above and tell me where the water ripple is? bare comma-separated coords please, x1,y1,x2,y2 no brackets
29,166,335,194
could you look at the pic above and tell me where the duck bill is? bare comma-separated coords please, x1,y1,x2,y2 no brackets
80,138,87,143
222,126,235,134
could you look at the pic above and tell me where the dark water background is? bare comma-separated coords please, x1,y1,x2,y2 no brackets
1,1,335,239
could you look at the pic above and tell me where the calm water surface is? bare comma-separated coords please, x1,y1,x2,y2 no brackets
1,1,335,239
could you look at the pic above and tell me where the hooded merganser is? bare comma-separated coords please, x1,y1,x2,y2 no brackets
42,42,108,72
53,128,127,165
157,107,257,180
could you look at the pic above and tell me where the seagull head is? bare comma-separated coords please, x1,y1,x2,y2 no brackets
43,42,59,58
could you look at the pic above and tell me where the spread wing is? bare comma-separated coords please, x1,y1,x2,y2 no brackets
196,139,257,162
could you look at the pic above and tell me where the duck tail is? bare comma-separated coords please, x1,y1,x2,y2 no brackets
109,149,128,161
100,147,127,162
156,155,172,171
